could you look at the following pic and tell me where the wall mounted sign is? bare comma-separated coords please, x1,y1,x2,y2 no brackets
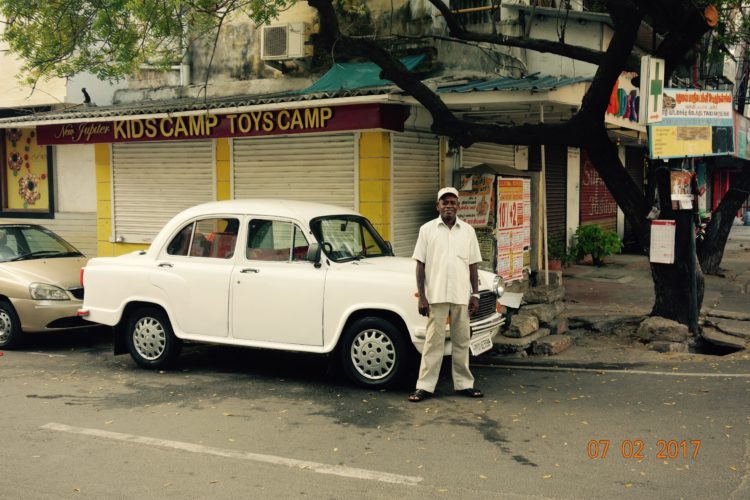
35,103,409,145
649,89,734,159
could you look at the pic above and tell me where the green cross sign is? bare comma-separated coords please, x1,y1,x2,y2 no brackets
650,62,663,112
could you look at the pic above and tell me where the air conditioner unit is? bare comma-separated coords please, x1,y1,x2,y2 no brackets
261,23,309,61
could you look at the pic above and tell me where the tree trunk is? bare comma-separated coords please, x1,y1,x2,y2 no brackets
699,162,750,274
650,166,704,328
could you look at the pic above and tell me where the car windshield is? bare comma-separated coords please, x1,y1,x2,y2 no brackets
310,215,392,262
0,226,83,263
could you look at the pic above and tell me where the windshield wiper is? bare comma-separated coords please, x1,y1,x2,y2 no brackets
7,250,83,261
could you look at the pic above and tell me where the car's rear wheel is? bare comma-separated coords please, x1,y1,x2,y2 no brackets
126,307,181,369
0,300,22,349
339,317,409,389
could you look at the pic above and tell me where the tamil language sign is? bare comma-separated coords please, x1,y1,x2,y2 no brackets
648,89,734,159
35,103,408,145
496,177,530,282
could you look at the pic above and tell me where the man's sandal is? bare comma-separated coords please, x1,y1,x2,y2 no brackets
408,389,433,402
455,388,484,398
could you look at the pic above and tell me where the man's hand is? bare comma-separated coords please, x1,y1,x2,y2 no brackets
418,296,430,317
469,296,479,316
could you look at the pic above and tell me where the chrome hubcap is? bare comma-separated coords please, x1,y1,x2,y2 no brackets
350,329,396,381
133,317,166,360
0,310,11,343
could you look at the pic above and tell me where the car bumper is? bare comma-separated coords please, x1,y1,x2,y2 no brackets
412,311,506,355
11,298,90,332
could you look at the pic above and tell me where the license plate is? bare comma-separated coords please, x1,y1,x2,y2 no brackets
469,332,493,356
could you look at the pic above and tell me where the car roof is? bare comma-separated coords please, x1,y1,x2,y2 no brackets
176,199,359,222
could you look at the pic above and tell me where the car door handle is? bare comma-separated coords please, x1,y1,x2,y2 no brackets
158,262,174,268
240,268,260,274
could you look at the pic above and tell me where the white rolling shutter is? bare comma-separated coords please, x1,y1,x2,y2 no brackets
462,142,515,168
233,134,355,209
112,141,214,243
392,132,440,257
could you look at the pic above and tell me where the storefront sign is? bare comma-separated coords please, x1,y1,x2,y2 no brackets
496,177,530,282
639,56,665,124
580,151,617,225
457,174,494,227
649,89,734,159
36,103,408,145
649,219,676,264
606,72,644,131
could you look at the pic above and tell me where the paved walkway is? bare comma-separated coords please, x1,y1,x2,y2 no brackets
483,224,750,368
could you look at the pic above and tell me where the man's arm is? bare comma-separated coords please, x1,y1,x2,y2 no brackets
416,260,429,317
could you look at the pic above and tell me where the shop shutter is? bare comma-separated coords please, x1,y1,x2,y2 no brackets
233,134,355,209
462,142,515,168
530,145,567,242
112,141,214,244
392,132,440,256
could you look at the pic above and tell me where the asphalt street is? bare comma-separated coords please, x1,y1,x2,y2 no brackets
1,329,749,499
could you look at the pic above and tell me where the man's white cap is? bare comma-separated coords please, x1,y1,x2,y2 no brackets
437,186,459,201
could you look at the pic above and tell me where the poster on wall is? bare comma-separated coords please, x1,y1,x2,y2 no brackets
650,220,676,264
497,177,531,281
457,174,495,227
649,89,734,159
2,128,51,214
734,111,750,160
670,170,694,210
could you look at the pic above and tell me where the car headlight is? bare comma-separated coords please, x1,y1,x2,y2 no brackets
29,283,70,301
492,275,505,297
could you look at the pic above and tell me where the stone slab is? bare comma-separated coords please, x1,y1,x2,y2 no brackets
636,316,690,342
531,334,573,355
507,314,540,338
704,317,750,340
704,310,750,322
494,328,549,348
647,341,689,353
701,327,748,350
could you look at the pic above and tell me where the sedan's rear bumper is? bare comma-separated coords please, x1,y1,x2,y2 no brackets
11,298,89,332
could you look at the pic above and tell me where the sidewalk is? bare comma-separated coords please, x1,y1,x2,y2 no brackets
482,224,750,368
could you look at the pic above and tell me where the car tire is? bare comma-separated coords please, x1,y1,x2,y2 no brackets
339,317,409,389
125,307,182,369
0,300,22,349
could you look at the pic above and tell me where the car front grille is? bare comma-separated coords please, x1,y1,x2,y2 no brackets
68,287,84,300
471,291,497,322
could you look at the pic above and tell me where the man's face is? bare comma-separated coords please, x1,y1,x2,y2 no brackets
437,194,459,222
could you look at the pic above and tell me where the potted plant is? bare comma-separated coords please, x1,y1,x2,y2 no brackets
572,224,622,266
547,232,570,270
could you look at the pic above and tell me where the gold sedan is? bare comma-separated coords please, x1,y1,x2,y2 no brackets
0,224,89,349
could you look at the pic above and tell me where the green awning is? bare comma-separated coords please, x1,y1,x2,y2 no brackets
298,54,426,93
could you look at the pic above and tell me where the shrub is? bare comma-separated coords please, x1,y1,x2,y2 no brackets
572,224,622,266
548,231,575,268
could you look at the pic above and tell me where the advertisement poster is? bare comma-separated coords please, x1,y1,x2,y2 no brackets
650,220,676,264
734,111,750,160
649,89,734,159
670,170,694,210
457,174,494,227
3,128,50,213
497,177,530,281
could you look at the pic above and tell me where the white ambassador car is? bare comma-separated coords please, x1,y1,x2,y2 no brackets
80,199,505,388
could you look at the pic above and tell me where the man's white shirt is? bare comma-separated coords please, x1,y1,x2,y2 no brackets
412,217,482,305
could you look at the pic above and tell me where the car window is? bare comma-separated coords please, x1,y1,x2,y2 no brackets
167,223,194,256
310,216,390,262
167,218,239,258
246,219,308,262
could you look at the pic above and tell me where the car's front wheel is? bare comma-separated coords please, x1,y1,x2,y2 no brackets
126,307,182,369
0,300,22,349
339,317,410,389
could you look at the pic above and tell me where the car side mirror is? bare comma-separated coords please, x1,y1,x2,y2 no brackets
307,243,322,268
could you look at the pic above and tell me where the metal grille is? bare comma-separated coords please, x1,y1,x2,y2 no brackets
472,291,497,322
262,25,288,58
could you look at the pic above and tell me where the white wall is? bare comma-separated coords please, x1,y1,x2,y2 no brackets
65,72,127,106
55,145,97,212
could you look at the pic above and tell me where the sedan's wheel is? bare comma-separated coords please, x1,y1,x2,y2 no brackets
0,300,22,349
126,307,181,369
340,317,409,388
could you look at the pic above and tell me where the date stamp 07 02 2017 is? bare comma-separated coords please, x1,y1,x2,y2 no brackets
587,439,701,460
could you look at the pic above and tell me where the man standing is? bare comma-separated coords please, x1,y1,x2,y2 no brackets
409,187,484,402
